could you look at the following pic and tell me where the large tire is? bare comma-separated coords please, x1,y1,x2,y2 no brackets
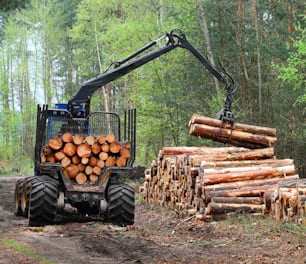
21,177,34,217
107,184,135,226
14,178,25,216
28,177,59,226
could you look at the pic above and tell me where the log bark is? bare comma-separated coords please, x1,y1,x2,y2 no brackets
161,146,220,156
206,186,273,199
202,158,293,168
202,165,296,185
189,114,276,136
190,147,275,165
204,175,299,192
189,123,276,148
203,164,291,175
206,202,263,215
211,196,264,205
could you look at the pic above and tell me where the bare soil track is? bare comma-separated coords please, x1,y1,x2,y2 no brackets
0,176,305,264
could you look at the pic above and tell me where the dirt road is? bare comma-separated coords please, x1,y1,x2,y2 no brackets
0,176,305,264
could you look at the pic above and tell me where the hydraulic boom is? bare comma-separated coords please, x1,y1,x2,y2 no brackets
69,29,237,124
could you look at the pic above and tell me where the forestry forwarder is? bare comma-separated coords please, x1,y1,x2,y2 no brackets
14,29,237,227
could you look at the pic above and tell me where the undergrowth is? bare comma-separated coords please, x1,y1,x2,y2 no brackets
1,238,55,264
0,156,33,176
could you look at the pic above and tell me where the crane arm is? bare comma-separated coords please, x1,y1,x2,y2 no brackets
69,29,237,123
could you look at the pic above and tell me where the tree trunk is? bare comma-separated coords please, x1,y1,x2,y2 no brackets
189,114,276,136
189,123,276,148
189,147,275,165
252,0,263,116
197,0,220,94
206,202,263,215
211,196,263,205
202,165,296,185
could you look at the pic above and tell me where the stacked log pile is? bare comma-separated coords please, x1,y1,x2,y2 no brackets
266,179,306,224
141,114,303,222
142,146,300,220
189,114,277,149
40,132,131,184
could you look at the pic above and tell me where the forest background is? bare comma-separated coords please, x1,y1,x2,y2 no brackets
0,0,305,177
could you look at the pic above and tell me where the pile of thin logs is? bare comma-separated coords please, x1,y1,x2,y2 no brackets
40,132,131,184
265,179,306,224
141,146,301,221
189,114,277,149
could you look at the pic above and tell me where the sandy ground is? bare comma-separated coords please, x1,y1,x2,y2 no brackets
0,176,305,264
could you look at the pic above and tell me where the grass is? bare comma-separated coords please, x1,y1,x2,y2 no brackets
222,213,306,242
0,156,33,176
1,238,55,264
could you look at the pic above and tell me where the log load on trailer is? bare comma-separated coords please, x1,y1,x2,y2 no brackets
14,29,238,226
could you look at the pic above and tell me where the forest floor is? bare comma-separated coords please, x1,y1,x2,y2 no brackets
0,176,305,264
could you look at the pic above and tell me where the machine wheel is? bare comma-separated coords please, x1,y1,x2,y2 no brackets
21,177,34,217
14,178,25,216
107,184,135,226
28,177,59,226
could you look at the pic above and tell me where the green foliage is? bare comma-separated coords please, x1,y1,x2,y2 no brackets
277,19,306,107
0,0,305,176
